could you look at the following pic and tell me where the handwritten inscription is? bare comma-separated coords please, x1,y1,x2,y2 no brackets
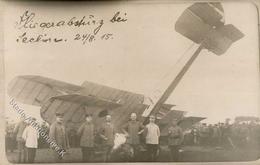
15,10,127,44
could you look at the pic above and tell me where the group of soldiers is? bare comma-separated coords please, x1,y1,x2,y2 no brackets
11,112,184,163
185,121,260,149
8,113,260,163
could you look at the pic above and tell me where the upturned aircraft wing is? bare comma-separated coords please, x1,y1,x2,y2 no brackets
41,94,122,125
7,75,143,128
80,81,145,105
7,75,83,106
79,81,148,128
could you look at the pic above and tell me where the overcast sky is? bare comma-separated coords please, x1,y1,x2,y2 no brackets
4,1,259,124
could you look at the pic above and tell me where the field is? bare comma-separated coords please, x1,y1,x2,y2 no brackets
6,145,260,163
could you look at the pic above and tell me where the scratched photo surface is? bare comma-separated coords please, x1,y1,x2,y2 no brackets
3,1,260,163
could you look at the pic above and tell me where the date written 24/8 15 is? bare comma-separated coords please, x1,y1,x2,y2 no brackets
74,33,113,44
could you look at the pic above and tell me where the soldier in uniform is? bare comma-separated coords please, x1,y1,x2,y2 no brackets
13,117,27,163
212,124,221,147
99,114,115,162
199,123,210,146
77,114,95,162
122,113,144,161
49,113,70,162
168,119,183,162
5,122,16,153
39,122,49,148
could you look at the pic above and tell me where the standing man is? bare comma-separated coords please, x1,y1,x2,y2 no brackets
212,124,221,147
99,114,115,162
77,114,95,162
145,115,160,162
168,119,183,162
13,117,27,163
22,118,39,163
191,126,199,145
49,113,70,162
39,122,49,148
122,113,144,161
224,121,234,149
5,122,16,153
199,123,209,146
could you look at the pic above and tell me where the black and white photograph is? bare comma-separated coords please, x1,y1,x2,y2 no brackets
2,0,260,163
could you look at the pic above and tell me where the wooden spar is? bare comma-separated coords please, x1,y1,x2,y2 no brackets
143,44,204,120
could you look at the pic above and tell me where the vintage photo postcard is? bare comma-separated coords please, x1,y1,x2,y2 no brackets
2,0,260,164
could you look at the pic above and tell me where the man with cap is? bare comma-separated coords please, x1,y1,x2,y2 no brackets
22,117,39,163
168,118,183,162
99,114,115,162
77,114,95,162
122,113,144,161
144,115,160,161
49,112,70,162
13,116,27,163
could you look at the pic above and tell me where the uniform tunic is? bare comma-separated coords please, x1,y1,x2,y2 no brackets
77,122,95,147
100,122,115,146
14,121,27,141
49,121,69,150
168,126,183,146
123,120,144,145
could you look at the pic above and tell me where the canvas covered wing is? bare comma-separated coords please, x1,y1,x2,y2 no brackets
8,75,148,129
79,81,149,128
80,81,145,105
7,75,83,106
158,109,187,136
40,94,122,127
153,104,176,120
178,116,206,129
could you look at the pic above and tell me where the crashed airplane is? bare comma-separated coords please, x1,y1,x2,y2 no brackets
7,2,243,144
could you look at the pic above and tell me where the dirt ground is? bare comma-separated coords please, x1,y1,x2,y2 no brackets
6,145,260,163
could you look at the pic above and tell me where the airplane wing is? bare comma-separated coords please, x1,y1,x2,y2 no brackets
80,81,145,105
178,116,206,130
8,75,146,128
153,104,176,120
41,94,122,125
7,75,83,106
158,109,187,136
158,113,205,136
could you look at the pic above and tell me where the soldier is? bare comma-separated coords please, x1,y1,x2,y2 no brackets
13,117,27,163
212,124,221,147
191,126,199,145
144,115,160,162
77,114,95,162
222,121,233,149
49,113,70,162
122,113,144,161
22,118,39,163
199,123,209,146
5,122,16,153
239,122,250,147
99,114,115,162
39,122,49,148
168,119,183,162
